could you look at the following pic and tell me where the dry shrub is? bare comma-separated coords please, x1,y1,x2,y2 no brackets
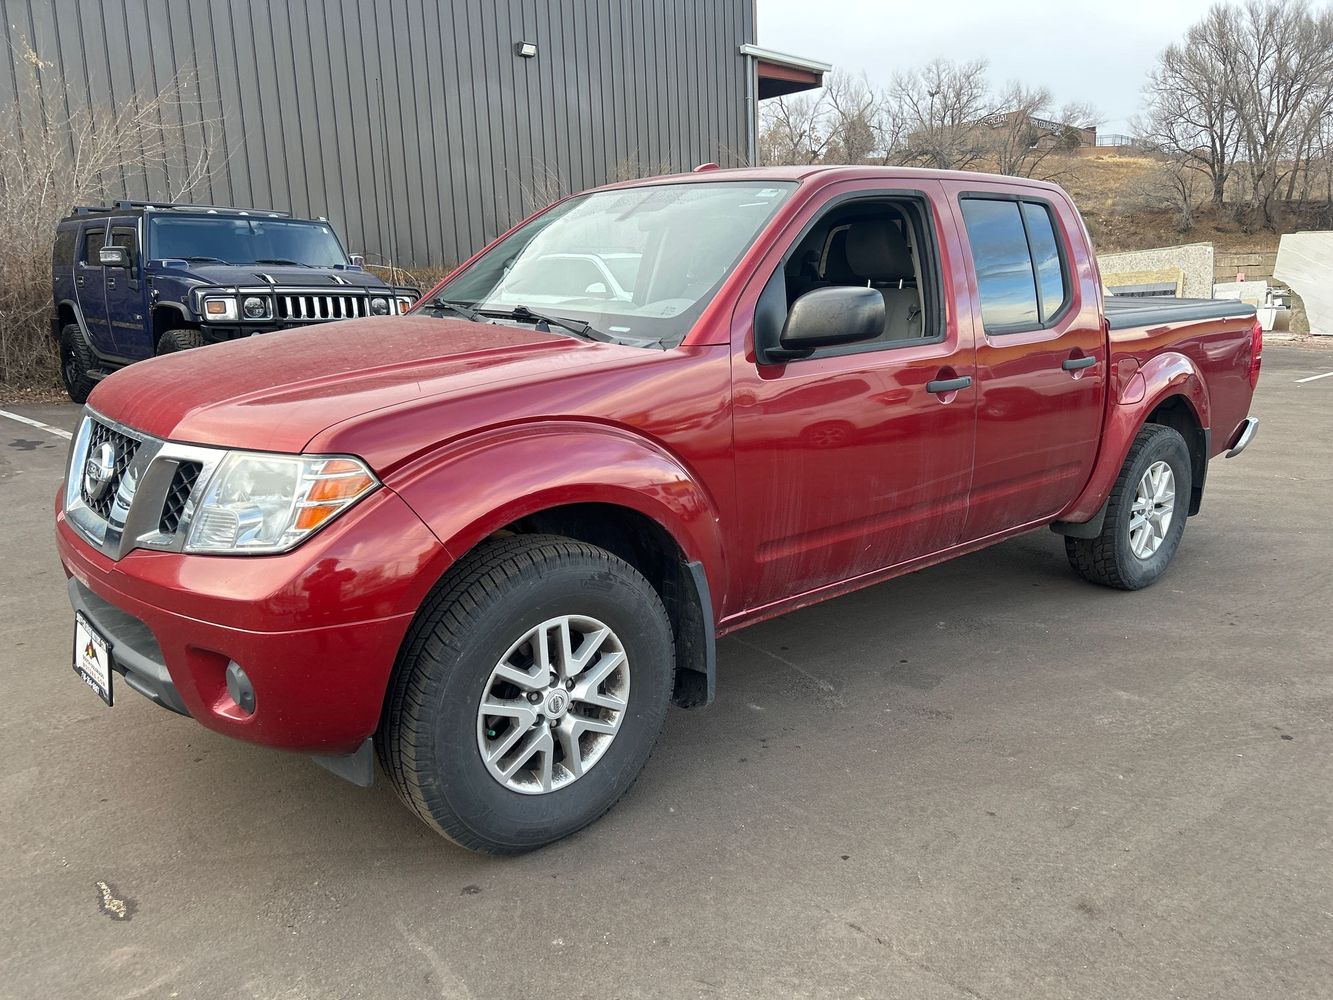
0,39,215,391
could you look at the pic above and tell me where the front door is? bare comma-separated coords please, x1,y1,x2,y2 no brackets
730,183,977,615
105,222,148,358
941,184,1107,541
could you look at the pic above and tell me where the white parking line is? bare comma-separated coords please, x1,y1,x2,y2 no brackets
1294,370,1333,384
0,408,73,440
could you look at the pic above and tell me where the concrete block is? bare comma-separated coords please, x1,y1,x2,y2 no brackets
1273,233,1333,336
1098,243,1215,299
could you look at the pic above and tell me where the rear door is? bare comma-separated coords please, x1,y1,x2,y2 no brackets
941,183,1106,541
105,221,149,358
75,221,111,355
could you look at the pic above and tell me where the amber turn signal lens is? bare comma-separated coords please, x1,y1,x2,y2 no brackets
205,300,228,315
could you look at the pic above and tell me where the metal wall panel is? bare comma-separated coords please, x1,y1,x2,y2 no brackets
3,0,754,267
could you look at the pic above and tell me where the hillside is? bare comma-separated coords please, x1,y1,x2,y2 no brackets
1055,151,1288,256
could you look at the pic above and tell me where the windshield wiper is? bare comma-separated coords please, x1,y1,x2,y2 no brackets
183,255,230,264
487,305,616,343
253,257,306,266
427,298,489,323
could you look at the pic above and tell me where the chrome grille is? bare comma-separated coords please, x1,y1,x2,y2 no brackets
80,420,140,518
158,461,201,534
275,292,368,322
65,411,226,560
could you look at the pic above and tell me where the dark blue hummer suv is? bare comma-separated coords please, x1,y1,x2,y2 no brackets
52,201,418,402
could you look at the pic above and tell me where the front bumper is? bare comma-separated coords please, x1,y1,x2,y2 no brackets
55,485,448,756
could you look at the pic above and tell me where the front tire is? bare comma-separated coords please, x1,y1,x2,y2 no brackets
155,327,206,354
1065,423,1192,590
379,535,675,854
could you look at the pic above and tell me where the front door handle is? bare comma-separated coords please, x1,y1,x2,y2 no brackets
75,275,85,287
926,376,973,394
1062,356,1097,371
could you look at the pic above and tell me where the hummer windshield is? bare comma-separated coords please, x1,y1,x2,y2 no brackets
429,180,796,347
148,217,349,267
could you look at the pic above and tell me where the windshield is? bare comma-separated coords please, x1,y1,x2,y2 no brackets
430,181,795,346
148,217,349,266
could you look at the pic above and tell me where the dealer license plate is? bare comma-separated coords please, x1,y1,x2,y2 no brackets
73,612,113,707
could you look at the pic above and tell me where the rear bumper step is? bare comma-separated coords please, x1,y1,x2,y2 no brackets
1225,417,1259,458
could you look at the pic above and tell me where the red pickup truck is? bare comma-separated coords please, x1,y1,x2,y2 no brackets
56,166,1261,853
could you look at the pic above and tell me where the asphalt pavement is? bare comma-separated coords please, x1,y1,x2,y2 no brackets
2,345,1330,999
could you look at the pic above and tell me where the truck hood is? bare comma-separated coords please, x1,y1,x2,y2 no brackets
87,317,622,458
165,262,394,289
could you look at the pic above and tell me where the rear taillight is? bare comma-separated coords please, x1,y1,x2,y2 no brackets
1249,318,1263,389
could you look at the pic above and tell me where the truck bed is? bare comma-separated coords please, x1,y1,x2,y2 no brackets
1104,296,1256,331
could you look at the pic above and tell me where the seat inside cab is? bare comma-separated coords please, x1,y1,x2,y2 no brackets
785,201,929,345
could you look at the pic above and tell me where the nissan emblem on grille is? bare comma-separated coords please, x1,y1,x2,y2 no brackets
83,441,116,500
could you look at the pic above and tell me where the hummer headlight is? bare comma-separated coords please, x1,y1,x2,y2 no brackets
202,295,237,321
242,295,270,319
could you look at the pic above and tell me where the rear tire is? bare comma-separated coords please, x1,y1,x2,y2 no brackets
1065,423,1192,591
59,324,98,404
155,327,206,354
378,534,675,854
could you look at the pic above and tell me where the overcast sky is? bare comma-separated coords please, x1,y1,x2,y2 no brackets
755,0,1219,135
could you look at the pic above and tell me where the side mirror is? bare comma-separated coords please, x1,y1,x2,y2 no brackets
99,246,130,268
765,286,885,362
348,254,365,269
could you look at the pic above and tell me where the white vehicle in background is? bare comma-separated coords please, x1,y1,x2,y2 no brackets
496,252,637,306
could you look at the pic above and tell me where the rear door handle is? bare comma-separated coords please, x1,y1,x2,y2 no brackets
75,275,85,287
926,376,972,394
1062,356,1097,371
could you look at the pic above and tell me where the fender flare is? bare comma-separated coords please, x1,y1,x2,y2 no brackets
1056,351,1210,526
387,420,729,623
53,298,89,340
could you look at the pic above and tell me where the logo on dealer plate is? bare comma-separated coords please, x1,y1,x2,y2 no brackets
83,442,117,500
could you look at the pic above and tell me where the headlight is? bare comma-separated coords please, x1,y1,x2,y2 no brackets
202,296,237,321
395,296,414,314
185,452,377,554
370,296,389,315
242,295,271,320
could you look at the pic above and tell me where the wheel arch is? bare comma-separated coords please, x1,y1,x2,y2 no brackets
386,424,727,708
54,299,87,340
1055,351,1211,528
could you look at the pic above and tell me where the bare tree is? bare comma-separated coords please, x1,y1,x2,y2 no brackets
889,58,992,170
1223,0,1333,228
1138,6,1242,208
757,71,886,166
0,38,217,389
1141,0,1333,229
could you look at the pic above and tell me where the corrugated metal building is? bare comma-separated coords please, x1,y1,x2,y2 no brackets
2,0,826,268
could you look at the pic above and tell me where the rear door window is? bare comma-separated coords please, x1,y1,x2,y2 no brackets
959,199,1038,330
81,226,107,265
960,197,1070,332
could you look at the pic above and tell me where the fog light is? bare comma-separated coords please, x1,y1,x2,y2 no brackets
225,660,256,715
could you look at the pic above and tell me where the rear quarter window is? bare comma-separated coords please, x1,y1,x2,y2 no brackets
53,228,76,268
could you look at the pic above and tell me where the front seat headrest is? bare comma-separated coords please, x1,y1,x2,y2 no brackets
844,220,915,283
